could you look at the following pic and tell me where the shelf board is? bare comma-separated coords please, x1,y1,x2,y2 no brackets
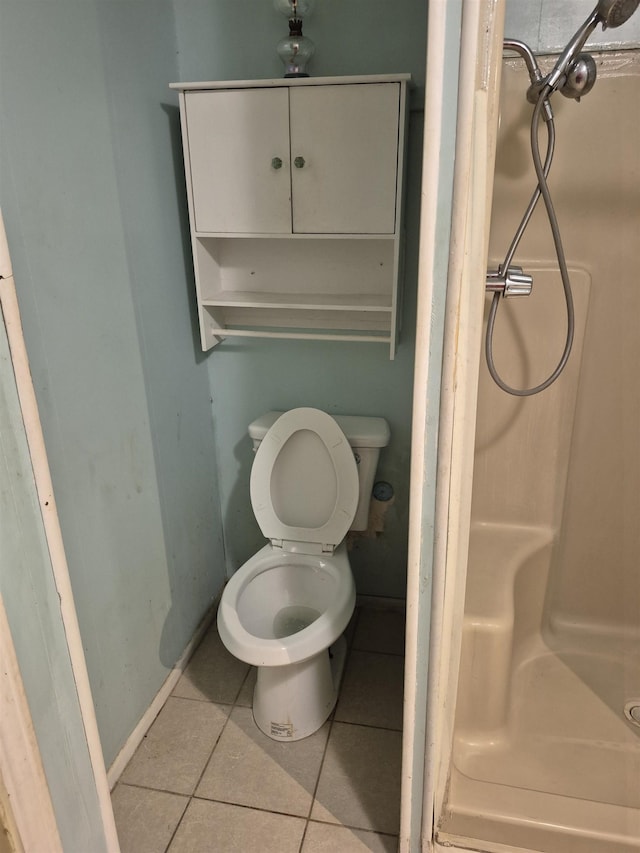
201,292,393,311
194,231,397,240
213,328,392,343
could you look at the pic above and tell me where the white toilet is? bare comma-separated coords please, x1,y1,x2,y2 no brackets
217,407,390,741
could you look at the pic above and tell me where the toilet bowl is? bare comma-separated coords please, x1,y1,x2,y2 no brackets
217,406,389,741
217,541,355,740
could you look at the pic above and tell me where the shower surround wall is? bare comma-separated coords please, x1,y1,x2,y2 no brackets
504,0,640,52
439,52,640,852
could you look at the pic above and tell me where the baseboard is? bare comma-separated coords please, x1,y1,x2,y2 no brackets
106,598,219,790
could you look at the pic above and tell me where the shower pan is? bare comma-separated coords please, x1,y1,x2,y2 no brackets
427,13,640,853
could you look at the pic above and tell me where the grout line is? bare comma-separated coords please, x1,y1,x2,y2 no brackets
169,691,225,704
350,646,406,657
163,681,239,852
297,607,364,852
234,665,254,707
355,596,406,613
163,802,186,853
168,694,234,709
190,794,309,823
114,780,190,798
332,718,404,734
191,704,235,794
299,707,334,852
305,815,400,839
162,797,190,853
186,795,400,841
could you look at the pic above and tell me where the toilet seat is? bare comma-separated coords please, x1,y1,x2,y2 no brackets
250,408,359,554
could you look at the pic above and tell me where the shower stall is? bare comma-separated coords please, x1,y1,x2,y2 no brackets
425,5,640,852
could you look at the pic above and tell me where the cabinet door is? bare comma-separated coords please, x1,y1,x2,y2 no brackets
289,83,400,234
185,88,292,234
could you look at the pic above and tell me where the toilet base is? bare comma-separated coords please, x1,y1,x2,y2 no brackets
252,635,348,741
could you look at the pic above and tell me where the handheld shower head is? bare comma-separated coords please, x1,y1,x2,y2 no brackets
491,0,639,395
598,0,640,28
527,0,639,101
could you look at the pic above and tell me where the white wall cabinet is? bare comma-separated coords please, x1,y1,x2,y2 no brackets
171,75,410,358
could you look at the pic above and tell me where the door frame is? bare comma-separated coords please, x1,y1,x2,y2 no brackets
400,0,505,849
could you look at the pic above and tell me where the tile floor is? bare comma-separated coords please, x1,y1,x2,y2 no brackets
112,607,405,853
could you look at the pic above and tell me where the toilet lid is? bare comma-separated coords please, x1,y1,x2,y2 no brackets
250,408,359,553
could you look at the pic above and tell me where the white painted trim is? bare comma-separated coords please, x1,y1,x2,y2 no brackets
390,79,410,359
170,74,411,91
423,0,505,848
401,1,463,850
0,210,119,852
0,592,62,853
107,599,219,789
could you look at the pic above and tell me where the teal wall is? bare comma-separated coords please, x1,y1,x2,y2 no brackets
0,0,426,827
174,0,428,599
0,309,108,853
0,0,226,769
174,0,427,96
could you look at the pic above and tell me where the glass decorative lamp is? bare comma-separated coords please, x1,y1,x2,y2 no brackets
274,0,316,78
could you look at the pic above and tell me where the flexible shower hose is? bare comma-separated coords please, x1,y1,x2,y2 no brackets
485,85,576,396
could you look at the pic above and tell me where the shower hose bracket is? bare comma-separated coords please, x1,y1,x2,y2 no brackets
486,265,533,297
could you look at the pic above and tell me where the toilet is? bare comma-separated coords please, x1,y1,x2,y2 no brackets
217,407,390,741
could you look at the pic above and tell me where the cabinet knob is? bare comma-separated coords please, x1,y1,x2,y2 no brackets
271,157,283,170
294,156,306,169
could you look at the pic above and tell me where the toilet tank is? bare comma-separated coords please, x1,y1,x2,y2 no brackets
248,411,391,532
